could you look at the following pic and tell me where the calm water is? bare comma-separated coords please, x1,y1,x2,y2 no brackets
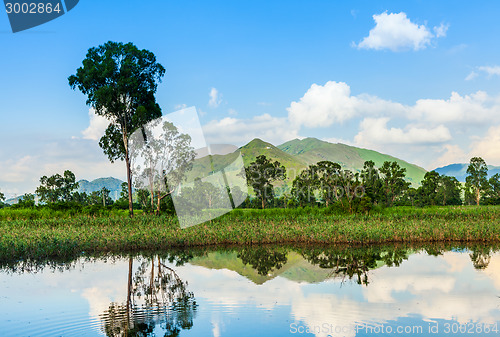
1,244,500,336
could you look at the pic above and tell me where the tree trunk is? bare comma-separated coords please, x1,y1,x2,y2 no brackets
122,128,134,217
125,153,134,217
476,188,480,206
261,196,265,209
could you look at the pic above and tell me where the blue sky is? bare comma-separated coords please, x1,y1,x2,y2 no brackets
2,0,500,197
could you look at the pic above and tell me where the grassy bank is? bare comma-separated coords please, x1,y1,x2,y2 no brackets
1,206,499,263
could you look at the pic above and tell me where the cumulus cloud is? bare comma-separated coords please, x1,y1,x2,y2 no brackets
287,81,405,128
202,114,299,146
356,12,447,51
410,91,500,125
81,108,111,141
469,125,500,163
0,138,125,196
209,87,222,108
201,80,500,168
354,118,452,147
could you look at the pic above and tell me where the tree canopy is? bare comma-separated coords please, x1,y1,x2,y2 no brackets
35,170,79,203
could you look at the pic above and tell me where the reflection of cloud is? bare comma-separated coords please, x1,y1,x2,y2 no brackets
180,251,500,337
483,254,500,290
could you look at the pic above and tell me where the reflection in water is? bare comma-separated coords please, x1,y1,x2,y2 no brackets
100,256,197,337
0,243,499,336
299,246,409,285
237,247,288,276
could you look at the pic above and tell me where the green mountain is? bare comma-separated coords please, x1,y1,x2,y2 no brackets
277,137,427,186
77,177,124,200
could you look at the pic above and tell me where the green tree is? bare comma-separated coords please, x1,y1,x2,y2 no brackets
0,190,5,203
437,175,462,206
379,161,410,206
483,173,500,205
465,157,489,205
360,160,382,204
245,155,286,209
35,170,79,203
69,41,165,217
291,166,318,207
316,161,342,206
418,171,441,206
17,193,35,208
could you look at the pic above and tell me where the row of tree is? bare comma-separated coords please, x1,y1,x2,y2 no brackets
242,155,500,212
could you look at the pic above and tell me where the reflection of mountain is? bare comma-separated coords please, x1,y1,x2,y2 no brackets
189,247,411,285
190,251,331,284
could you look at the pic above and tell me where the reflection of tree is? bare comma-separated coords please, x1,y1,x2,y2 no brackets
237,247,288,276
300,246,409,285
101,256,197,336
470,247,491,270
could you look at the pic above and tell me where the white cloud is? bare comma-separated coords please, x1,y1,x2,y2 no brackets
410,91,500,125
469,125,500,163
0,138,125,196
466,66,500,81
465,71,478,81
203,114,299,146
432,144,469,169
356,12,447,51
81,108,111,141
287,81,405,128
209,87,222,108
354,118,451,147
478,65,500,77
433,23,449,38
175,103,188,110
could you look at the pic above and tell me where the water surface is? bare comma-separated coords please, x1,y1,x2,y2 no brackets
1,244,499,336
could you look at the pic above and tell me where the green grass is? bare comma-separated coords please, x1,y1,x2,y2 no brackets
1,205,500,263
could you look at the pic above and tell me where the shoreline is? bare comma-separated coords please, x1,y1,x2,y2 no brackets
1,206,499,263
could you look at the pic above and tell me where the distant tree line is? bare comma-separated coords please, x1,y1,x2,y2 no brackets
2,156,500,215
239,155,500,212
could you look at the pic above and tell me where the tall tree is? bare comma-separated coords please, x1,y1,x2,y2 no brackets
379,161,410,206
0,190,4,203
245,155,286,209
465,157,489,206
69,41,165,217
